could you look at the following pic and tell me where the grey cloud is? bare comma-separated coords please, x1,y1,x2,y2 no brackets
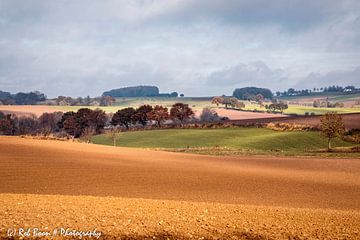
206,61,288,90
0,0,359,97
295,66,360,89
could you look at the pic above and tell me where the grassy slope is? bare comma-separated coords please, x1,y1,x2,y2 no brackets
243,102,360,115
92,128,358,157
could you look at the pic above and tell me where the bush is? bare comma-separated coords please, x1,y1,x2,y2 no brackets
199,108,221,122
266,122,313,131
343,129,360,144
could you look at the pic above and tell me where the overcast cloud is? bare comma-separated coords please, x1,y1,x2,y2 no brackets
0,0,359,97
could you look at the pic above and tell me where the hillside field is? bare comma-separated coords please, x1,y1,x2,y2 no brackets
1,136,360,239
1,96,360,118
92,128,359,157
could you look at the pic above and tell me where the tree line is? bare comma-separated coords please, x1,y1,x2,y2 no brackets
0,90,46,105
0,90,116,106
276,85,359,97
102,85,180,98
211,96,245,109
211,95,288,113
51,95,116,106
0,103,196,138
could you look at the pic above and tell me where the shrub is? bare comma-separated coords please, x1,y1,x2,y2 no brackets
343,129,360,144
266,122,313,131
199,108,221,122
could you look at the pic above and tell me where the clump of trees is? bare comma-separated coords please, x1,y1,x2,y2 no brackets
320,112,345,151
211,96,245,110
54,95,115,106
59,108,107,138
146,105,170,127
199,108,222,122
131,105,153,126
276,85,359,97
110,103,194,128
233,87,273,100
111,107,136,130
0,90,46,105
102,85,178,98
0,103,229,140
0,89,117,106
0,111,64,136
170,103,194,125
265,101,288,114
313,99,344,108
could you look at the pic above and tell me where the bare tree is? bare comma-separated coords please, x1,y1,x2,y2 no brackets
320,112,345,151
108,127,121,146
83,126,96,143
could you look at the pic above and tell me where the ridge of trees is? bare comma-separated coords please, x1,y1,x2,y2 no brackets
0,90,46,105
277,85,359,97
233,87,273,100
102,85,179,98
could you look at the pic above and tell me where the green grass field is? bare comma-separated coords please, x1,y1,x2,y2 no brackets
243,102,360,115
279,92,360,101
91,128,359,157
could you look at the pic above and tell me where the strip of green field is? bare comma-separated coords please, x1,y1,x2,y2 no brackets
244,103,360,115
91,128,359,157
279,92,360,101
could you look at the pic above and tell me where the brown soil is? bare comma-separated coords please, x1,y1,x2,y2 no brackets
1,194,359,239
277,113,360,129
214,108,286,120
0,137,359,239
0,105,59,117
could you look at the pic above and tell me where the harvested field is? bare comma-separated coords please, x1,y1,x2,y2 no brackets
213,108,286,120
275,112,360,129
0,105,58,117
228,112,360,129
1,194,360,239
0,136,360,239
1,136,359,209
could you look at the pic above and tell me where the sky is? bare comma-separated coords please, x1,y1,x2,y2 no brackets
0,0,359,97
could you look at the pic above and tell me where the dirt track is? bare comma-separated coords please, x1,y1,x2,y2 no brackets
0,137,360,239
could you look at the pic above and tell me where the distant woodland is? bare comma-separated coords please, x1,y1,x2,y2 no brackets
102,86,179,98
